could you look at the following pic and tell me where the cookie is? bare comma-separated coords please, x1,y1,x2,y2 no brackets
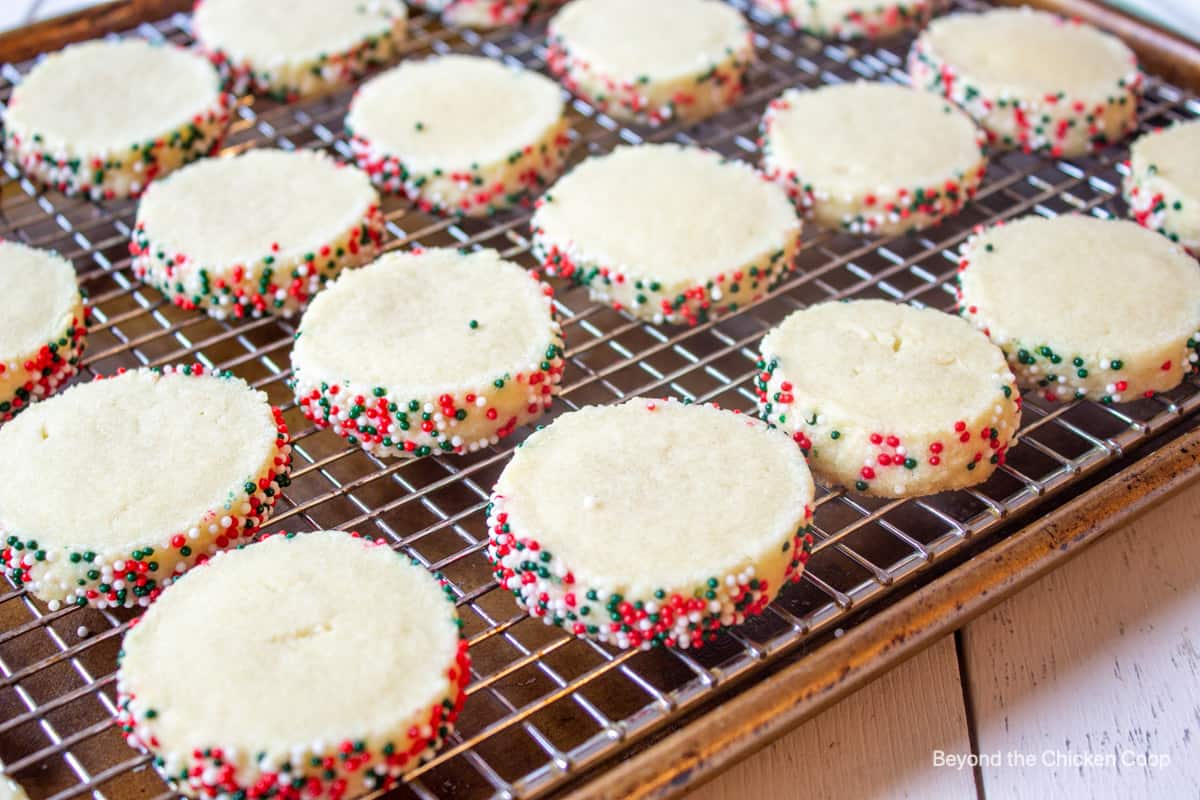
0,367,291,609
761,82,987,235
409,0,563,27
0,241,86,422
0,766,29,800
193,0,407,101
346,55,571,217
487,397,815,650
292,248,564,458
752,0,936,39
115,530,469,799
758,299,1020,497
3,40,232,200
908,8,1141,157
1124,120,1200,257
130,148,384,320
531,144,801,325
957,215,1200,404
547,0,753,127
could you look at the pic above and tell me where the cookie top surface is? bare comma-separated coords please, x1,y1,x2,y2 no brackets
550,0,748,79
1131,120,1200,192
0,369,278,549
534,144,798,282
194,0,405,64
960,215,1200,351
346,55,564,170
4,40,221,152
135,148,378,266
762,299,1010,430
118,530,460,752
294,248,554,389
0,241,80,357
922,8,1134,96
0,766,29,800
495,398,813,594
765,83,983,190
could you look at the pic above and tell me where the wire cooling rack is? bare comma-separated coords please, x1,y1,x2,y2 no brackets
1,2,1199,798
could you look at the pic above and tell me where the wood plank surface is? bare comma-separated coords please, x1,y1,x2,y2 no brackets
961,483,1200,799
688,636,977,800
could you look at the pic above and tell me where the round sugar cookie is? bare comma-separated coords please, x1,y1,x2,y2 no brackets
752,0,936,40
3,39,232,200
547,0,753,127
1124,120,1200,257
0,367,292,609
410,0,564,27
761,82,987,235
487,397,815,650
908,8,1141,156
130,148,384,320
346,55,570,217
0,241,87,422
292,249,565,458
193,0,407,101
757,300,1021,498
0,766,30,800
957,215,1200,404
115,530,469,798
531,144,802,325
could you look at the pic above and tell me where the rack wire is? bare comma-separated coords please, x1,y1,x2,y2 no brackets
1,1,1198,798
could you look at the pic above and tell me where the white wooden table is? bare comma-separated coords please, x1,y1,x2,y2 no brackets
690,480,1200,800
0,0,96,33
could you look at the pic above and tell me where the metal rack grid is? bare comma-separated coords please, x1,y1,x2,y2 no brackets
1,2,1198,798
